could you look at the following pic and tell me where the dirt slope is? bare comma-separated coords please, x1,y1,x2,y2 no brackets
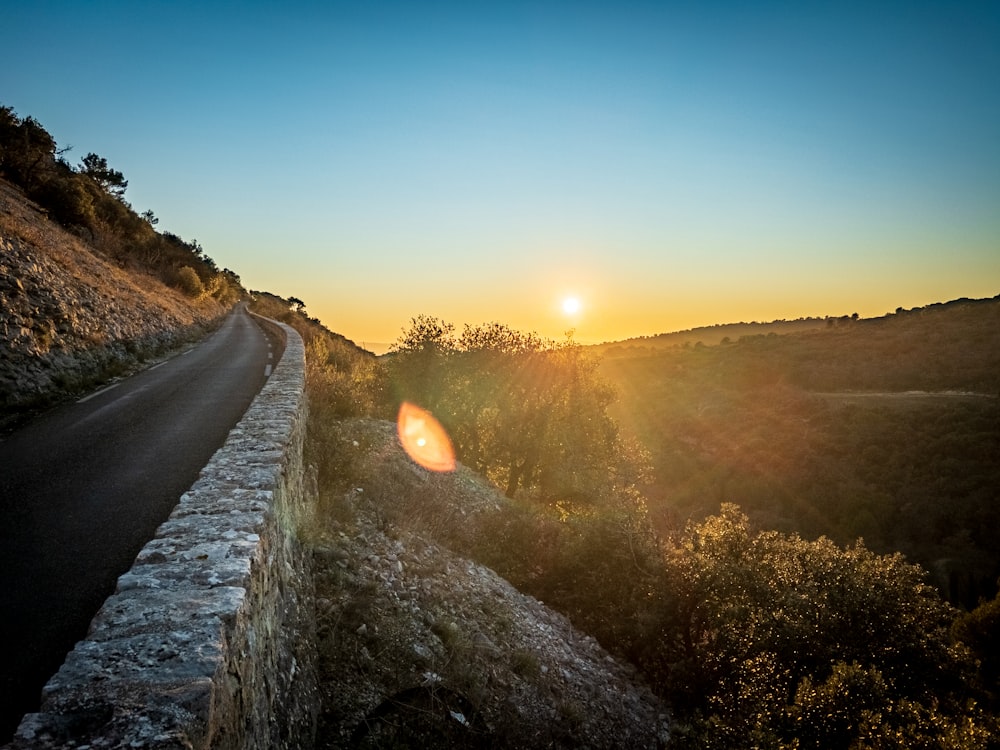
0,179,224,420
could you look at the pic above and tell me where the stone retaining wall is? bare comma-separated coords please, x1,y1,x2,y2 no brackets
8,318,319,749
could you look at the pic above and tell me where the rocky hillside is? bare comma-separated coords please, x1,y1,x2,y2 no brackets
309,418,671,748
0,179,225,423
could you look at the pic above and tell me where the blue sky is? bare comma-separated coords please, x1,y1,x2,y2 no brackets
3,1,998,348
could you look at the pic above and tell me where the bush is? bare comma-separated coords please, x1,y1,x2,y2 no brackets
174,265,203,297
31,173,96,229
657,504,994,748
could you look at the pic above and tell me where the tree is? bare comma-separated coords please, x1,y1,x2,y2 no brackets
387,317,637,504
390,314,456,356
79,152,128,198
0,105,21,171
175,266,203,297
387,315,457,413
0,111,57,189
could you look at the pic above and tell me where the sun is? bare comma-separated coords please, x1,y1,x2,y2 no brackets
562,296,582,315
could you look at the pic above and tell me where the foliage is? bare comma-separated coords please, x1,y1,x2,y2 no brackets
0,106,57,191
599,297,1000,607
308,411,998,747
387,316,642,505
30,164,97,228
0,103,245,304
78,152,128,198
247,291,386,493
174,265,203,297
953,587,1000,704
656,504,995,749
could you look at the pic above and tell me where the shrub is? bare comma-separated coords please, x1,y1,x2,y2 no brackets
174,265,203,297
31,173,96,230
657,504,994,748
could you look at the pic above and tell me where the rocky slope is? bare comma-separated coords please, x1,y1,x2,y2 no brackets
0,179,225,422
309,419,671,748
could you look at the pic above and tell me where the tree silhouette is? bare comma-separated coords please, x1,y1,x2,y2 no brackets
79,152,128,198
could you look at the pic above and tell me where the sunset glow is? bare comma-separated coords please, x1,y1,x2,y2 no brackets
4,3,997,348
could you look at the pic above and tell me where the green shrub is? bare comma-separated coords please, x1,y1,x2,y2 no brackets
31,173,96,229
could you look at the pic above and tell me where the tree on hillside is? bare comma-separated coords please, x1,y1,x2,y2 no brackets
387,317,639,504
0,109,57,190
388,315,457,413
391,314,457,356
79,152,128,198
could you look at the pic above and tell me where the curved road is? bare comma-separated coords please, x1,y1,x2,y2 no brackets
0,305,280,741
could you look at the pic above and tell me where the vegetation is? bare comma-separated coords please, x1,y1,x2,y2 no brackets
598,296,1000,609
294,301,1000,747
656,505,993,748
246,291,385,493
14,95,996,748
0,104,243,305
385,315,646,503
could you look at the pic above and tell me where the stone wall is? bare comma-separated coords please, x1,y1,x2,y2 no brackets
7,318,319,749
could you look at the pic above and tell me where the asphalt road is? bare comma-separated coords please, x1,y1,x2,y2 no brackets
0,304,280,741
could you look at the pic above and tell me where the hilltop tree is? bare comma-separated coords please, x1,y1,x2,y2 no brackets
391,314,456,356
388,315,457,412
79,152,128,198
0,109,57,190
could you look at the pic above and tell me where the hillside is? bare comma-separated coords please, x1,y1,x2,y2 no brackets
597,296,1000,606
590,316,828,357
0,178,226,424
308,418,669,748
297,303,1000,746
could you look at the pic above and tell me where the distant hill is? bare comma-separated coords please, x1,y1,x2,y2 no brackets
598,295,1000,393
596,293,1000,607
590,317,828,358
590,297,1000,364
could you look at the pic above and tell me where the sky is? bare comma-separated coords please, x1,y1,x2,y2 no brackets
2,1,999,350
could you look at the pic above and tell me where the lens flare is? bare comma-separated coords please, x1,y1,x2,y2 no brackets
396,402,456,472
